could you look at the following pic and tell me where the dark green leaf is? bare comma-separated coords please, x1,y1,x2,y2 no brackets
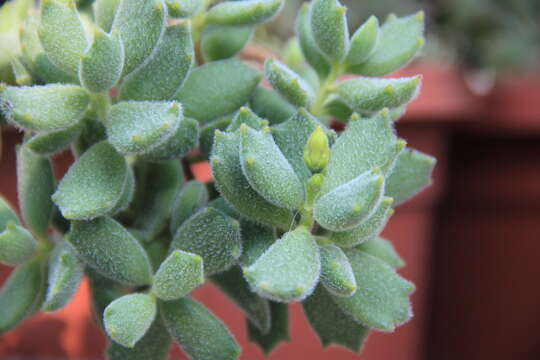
170,180,209,235
201,25,252,62
247,301,289,354
249,86,295,125
0,223,37,266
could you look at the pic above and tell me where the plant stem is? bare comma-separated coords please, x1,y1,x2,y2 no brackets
311,63,343,117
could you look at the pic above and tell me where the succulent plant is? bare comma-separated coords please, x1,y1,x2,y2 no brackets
0,0,435,358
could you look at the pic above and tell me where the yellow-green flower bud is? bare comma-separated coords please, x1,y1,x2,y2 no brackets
303,126,330,173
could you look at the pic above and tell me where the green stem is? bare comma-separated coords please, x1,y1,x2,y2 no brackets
311,63,343,117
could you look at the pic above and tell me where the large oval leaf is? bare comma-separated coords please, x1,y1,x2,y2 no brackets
152,250,204,301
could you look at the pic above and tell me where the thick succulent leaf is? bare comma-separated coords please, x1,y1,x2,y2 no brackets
0,196,20,230
112,0,166,76
331,197,394,247
334,76,421,114
247,301,289,354
303,285,369,352
161,297,241,360
333,248,414,331
42,241,84,312
171,207,241,275
264,58,313,108
17,144,55,238
93,0,121,32
104,293,157,348
356,237,405,269
53,141,128,220
295,3,330,77
26,122,83,156
0,257,46,333
207,197,241,220
0,84,90,131
348,12,425,76
346,16,379,66
166,0,202,18
141,117,199,161
0,223,37,266
249,86,295,125
211,266,271,334
201,25,252,62
72,117,108,157
175,59,261,124
239,124,304,210
206,0,283,26
119,23,194,101
199,116,232,158
385,148,436,206
152,250,204,301
314,169,384,232
321,110,404,196
107,316,172,360
69,216,153,285
243,227,320,302
109,166,135,215
38,0,88,75
310,0,349,61
319,244,357,297
79,28,124,93
170,180,209,235
227,107,264,132
211,130,294,229
237,220,275,267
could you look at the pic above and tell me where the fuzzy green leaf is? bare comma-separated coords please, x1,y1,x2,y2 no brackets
42,241,84,312
174,59,261,123
105,293,157,348
303,285,369,352
152,250,204,301
295,3,330,77
0,196,20,230
161,297,241,360
70,217,153,285
249,86,295,125
26,122,83,156
38,0,88,75
227,106,265,132
11,57,32,86
310,0,349,62
201,25,252,62
119,23,193,101
79,28,124,93
53,141,128,220
239,124,305,210
211,266,271,334
93,0,121,32
385,148,436,206
247,301,289,354
356,237,405,269
112,0,166,77
0,223,37,266
243,227,320,302
199,116,232,158
170,180,209,235
171,207,241,275
166,0,202,18
346,16,379,66
206,0,283,26
348,12,425,76
0,84,90,131
264,58,313,108
332,248,414,331
237,220,275,267
319,244,357,297
141,117,199,161
331,197,394,247
109,166,135,215
207,197,241,219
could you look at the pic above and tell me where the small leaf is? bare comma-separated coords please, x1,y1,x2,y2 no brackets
104,293,157,348
331,197,394,247
240,124,305,210
243,227,320,302
237,220,275,267
170,180,209,235
161,297,241,360
385,148,436,206
0,84,90,131
79,28,124,93
249,86,295,125
201,25,252,62
171,207,241,275
175,59,261,123
303,285,369,352
38,0,88,75
247,301,289,354
93,0,121,32
70,216,153,285
295,3,330,77
346,16,379,65
206,0,283,26
166,0,202,18
314,169,385,231
0,223,37,266
11,57,32,86
319,244,357,297
332,248,414,331
53,141,128,220
26,122,83,156
227,106,265,132
141,117,199,161
264,58,314,108
17,144,55,239
42,241,84,312
356,237,405,269
348,12,425,76
199,116,232,158
152,250,204,301
0,196,21,231
119,23,194,101
310,0,349,61
105,101,182,155
211,266,271,334
112,0,167,77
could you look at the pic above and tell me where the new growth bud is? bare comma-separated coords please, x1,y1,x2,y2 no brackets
304,126,330,173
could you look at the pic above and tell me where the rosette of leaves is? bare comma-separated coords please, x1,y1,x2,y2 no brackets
0,0,435,358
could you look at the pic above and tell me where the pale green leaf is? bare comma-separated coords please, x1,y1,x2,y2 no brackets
356,237,405,269
310,0,349,61
0,223,37,266
319,244,357,297
227,106,265,132
346,16,379,66
141,117,199,161
26,122,83,156
206,0,283,26
295,3,330,77
93,0,121,32
264,58,314,107
0,196,20,230
152,250,204,301
166,0,202,18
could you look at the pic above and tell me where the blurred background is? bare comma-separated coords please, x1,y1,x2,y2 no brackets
1,0,539,359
